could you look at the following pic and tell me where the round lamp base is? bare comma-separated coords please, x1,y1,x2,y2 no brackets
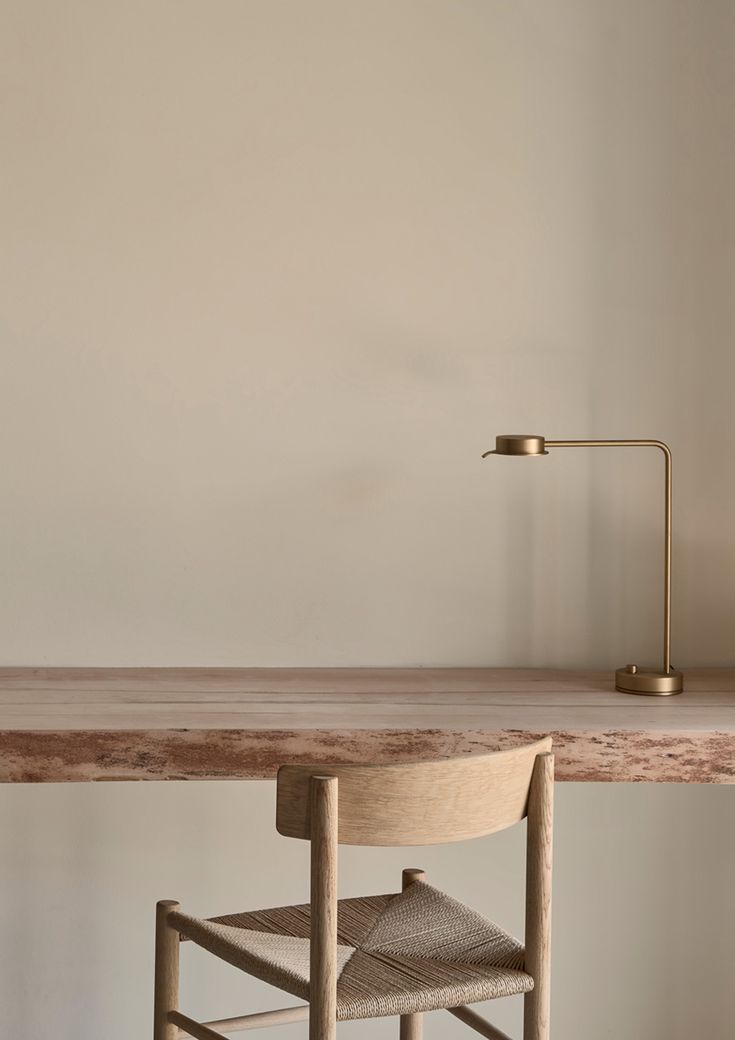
615,665,684,696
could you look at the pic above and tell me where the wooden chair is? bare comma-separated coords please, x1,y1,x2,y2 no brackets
153,737,553,1040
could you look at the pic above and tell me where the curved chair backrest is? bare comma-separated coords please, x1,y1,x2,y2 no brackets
276,736,552,846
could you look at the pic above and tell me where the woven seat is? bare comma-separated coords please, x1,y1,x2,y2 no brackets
171,881,533,1021
154,742,554,1040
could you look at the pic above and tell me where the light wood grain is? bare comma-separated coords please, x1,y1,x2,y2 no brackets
1,667,733,709
0,668,733,783
309,776,338,1040
154,900,180,1040
168,1011,227,1040
174,1006,309,1035
2,666,733,693
400,1009,423,1039
3,702,733,730
0,669,733,729
447,1004,514,1040
523,753,554,1040
277,739,552,845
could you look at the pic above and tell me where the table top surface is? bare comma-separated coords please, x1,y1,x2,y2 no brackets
0,667,733,783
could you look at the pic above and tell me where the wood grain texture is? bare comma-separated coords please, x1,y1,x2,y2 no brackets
447,1005,514,1040
0,668,733,783
174,1006,309,1036
309,776,338,1040
523,754,554,1040
167,1012,226,1040
154,900,180,1040
276,739,552,845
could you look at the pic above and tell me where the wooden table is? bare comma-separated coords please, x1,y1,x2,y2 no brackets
0,667,733,783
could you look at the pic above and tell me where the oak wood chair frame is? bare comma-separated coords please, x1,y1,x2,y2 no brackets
154,738,553,1040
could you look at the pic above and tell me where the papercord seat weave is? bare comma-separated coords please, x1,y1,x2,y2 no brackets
170,881,533,1021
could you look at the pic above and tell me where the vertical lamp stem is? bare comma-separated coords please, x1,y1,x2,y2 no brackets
662,442,672,674
483,433,683,695
544,440,675,679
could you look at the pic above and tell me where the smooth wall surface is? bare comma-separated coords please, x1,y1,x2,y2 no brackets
1,2,733,1038
1,781,734,1040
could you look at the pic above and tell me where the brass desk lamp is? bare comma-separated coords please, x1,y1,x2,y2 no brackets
483,434,683,696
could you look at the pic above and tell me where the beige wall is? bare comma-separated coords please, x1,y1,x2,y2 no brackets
0,781,732,1040
1,1,733,1037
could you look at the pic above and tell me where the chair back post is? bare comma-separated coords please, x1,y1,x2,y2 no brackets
153,899,181,1040
309,775,338,1040
523,752,554,1040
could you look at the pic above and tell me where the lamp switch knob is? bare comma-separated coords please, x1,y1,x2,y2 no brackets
625,664,638,674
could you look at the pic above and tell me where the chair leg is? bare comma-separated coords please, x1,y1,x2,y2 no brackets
154,900,180,1040
400,1016,422,1040
523,753,553,1040
309,777,339,1040
309,1012,337,1040
399,869,425,1040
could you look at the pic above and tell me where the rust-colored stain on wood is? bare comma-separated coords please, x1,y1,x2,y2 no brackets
0,728,732,784
1,668,733,783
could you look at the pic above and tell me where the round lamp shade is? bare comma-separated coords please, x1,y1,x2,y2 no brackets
482,435,548,457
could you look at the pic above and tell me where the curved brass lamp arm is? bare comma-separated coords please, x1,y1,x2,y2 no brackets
544,440,672,674
482,434,679,692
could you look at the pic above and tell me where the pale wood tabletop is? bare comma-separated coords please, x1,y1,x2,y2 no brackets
0,667,733,783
